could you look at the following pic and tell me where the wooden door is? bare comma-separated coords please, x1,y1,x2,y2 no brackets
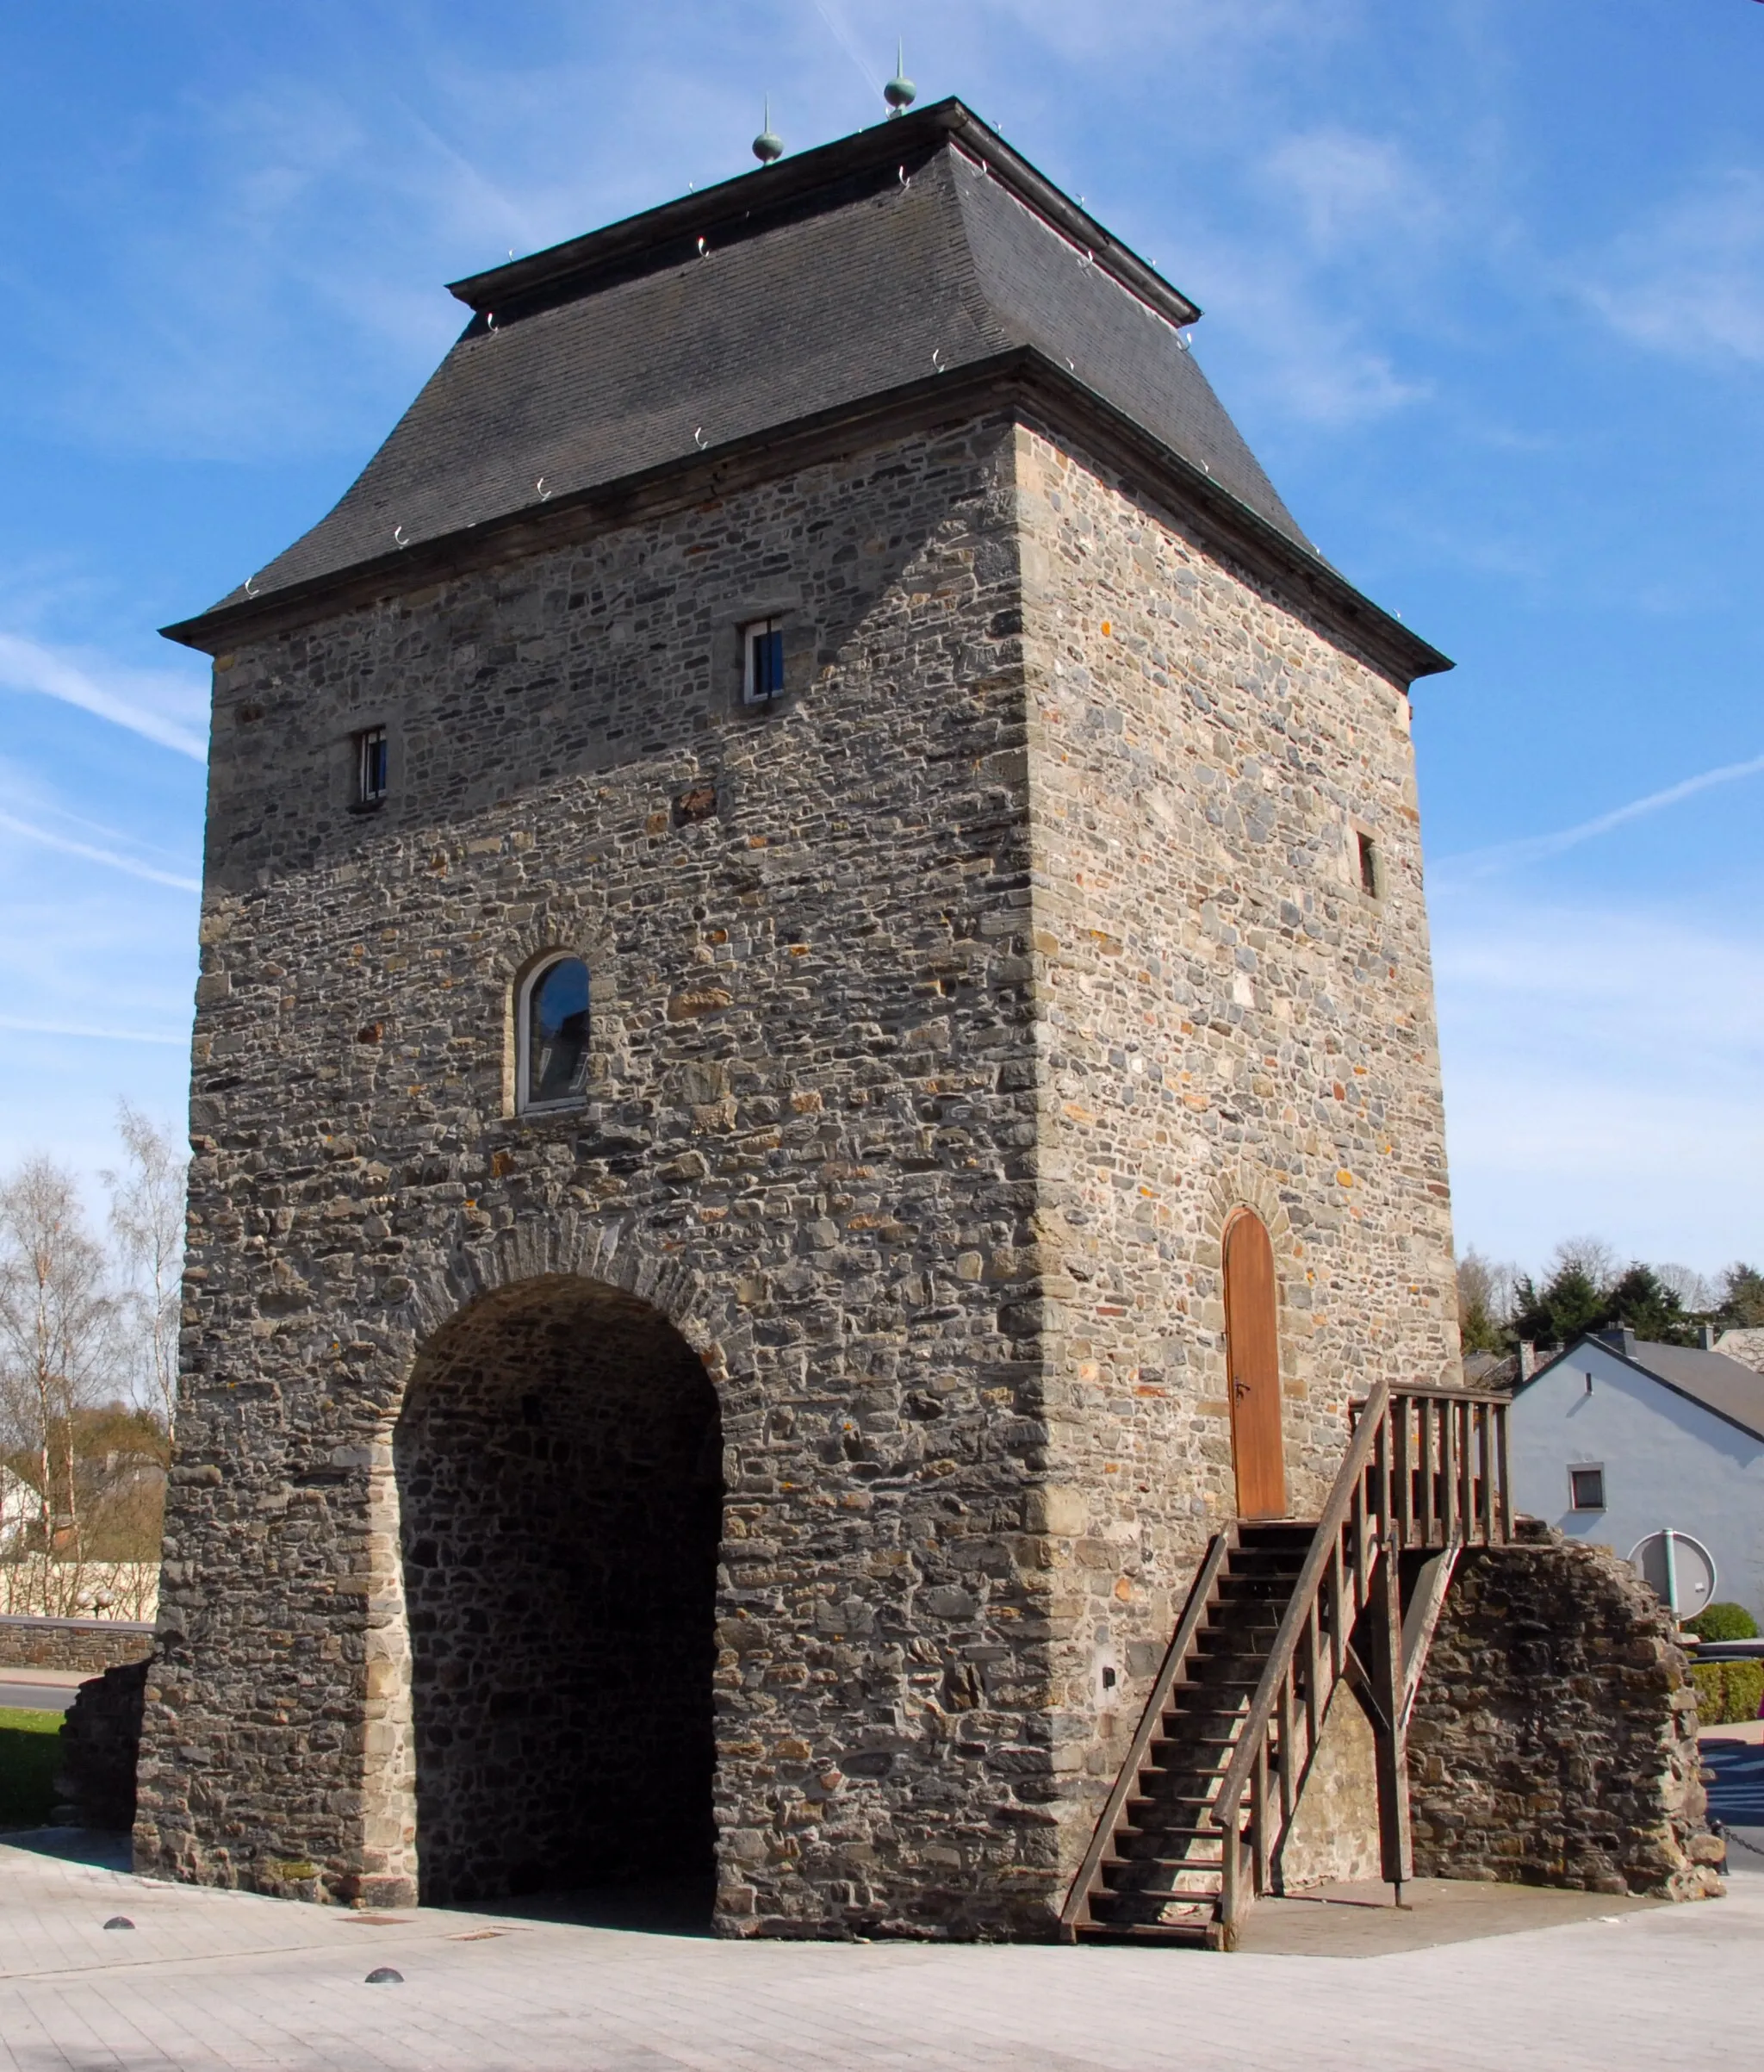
1224,1209,1286,1519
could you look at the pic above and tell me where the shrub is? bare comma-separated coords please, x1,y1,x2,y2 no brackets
1692,1659,1764,1726
1686,1602,1761,1642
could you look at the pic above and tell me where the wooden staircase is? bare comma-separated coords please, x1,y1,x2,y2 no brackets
1061,1380,1512,1951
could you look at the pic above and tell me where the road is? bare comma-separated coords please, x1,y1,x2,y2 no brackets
0,1671,82,1714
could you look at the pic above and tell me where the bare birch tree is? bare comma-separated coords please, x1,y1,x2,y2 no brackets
103,1102,188,1438
0,1157,121,1571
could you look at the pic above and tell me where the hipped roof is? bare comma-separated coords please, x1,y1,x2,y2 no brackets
164,98,1449,681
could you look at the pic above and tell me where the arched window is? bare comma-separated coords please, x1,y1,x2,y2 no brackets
518,956,590,1111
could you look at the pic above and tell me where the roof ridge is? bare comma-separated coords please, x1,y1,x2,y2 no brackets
445,98,1202,334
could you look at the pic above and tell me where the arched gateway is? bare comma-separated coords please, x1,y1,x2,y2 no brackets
388,1276,722,1905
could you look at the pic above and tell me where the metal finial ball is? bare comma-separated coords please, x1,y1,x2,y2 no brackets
753,94,782,163
885,40,915,115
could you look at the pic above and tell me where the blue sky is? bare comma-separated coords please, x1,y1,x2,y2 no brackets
0,1,1760,1285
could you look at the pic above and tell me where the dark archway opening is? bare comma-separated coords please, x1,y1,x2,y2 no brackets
394,1276,722,1909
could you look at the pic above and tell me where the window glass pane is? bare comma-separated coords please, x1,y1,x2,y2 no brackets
358,728,388,802
747,621,785,701
1569,1467,1605,1510
525,958,589,1105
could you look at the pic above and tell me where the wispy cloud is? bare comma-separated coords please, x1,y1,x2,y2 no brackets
1582,166,1764,366
0,1014,188,1047
0,632,209,760
1436,751,1764,880
1263,128,1444,257
808,0,884,96
1433,893,1764,1271
0,809,201,893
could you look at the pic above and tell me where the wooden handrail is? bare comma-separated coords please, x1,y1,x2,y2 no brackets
1061,1378,1511,1946
1059,1527,1237,1936
1214,1379,1512,1942
1215,1379,1391,1935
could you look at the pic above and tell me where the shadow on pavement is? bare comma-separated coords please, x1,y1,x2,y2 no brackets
0,1826,134,1871
1702,1736,1764,1829
441,1871,717,1937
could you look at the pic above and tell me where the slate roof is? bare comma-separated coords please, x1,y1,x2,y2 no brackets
165,98,1445,678
1523,1334,1764,1443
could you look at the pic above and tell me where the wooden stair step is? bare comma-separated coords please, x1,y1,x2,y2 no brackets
1073,1920,1220,1948
1101,1864,1226,1881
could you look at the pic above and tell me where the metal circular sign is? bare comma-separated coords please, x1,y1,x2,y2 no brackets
1629,1529,1717,1616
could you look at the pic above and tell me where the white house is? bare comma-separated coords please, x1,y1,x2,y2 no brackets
0,1465,37,1552
1508,1326,1764,1623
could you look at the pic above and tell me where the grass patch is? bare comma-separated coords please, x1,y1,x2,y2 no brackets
0,1708,65,1830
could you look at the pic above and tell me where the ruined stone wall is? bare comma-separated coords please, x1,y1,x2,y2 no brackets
1408,1528,1721,1899
57,1659,149,1832
1010,420,1460,1874
139,414,1072,1936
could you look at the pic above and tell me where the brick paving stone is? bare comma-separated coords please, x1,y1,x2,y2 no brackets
3,1837,1757,2071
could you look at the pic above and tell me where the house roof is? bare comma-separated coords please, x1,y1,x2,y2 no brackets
1522,1332,1764,1443
162,98,1450,682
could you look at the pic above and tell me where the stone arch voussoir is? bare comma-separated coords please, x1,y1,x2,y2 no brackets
400,1219,747,1399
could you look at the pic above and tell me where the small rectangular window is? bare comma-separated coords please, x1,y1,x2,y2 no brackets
356,726,388,806
742,618,786,706
1356,831,1380,897
1569,1465,1606,1512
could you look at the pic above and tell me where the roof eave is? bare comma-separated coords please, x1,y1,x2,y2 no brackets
161,348,1450,685
1516,1336,1764,1444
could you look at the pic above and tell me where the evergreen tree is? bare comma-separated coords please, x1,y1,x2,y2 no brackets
1602,1263,1695,1346
1510,1262,1606,1348
1717,1263,1764,1328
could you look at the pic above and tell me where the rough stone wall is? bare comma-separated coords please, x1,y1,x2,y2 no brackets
1408,1528,1722,1899
57,1659,149,1831
140,415,1066,1935
1010,421,1460,1870
0,1615,153,1674
395,1279,720,1902
1275,1686,1382,1889
140,398,1469,1936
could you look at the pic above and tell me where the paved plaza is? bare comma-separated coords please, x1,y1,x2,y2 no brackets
1,1830,1758,2072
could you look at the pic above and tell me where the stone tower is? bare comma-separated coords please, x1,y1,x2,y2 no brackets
141,98,1463,1936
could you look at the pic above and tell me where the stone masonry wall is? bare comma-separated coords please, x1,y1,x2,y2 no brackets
1011,420,1460,1875
140,398,1466,1936
1408,1528,1721,1898
140,415,1068,1935
0,1615,155,1674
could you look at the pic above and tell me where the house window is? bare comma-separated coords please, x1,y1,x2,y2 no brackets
742,618,786,706
1356,831,1380,898
356,726,389,806
517,956,590,1111
1569,1465,1606,1512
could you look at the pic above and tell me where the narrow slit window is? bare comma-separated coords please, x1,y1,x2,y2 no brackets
1356,831,1379,897
357,726,389,806
1569,1465,1606,1512
742,618,786,706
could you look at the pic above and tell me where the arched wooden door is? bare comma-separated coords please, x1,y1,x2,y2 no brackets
1223,1209,1287,1520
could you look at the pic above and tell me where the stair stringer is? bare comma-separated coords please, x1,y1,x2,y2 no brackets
1057,1526,1238,1943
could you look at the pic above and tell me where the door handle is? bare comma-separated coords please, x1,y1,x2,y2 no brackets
1233,1380,1250,1398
